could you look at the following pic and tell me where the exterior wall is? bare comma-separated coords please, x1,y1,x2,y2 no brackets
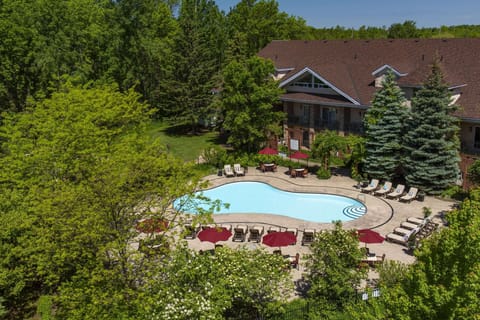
460,121,480,155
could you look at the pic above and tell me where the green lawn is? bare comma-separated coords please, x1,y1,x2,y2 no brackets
146,120,220,162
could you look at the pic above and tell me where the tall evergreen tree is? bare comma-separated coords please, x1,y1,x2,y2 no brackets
363,71,408,180
164,0,227,131
404,61,460,194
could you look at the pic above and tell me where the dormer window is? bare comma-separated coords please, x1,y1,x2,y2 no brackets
372,65,407,88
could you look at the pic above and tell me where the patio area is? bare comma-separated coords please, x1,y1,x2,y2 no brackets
185,165,456,281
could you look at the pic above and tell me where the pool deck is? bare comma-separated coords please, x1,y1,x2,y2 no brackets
186,165,456,280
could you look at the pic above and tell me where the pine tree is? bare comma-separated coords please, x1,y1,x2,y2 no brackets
164,0,227,131
404,60,460,194
363,71,408,180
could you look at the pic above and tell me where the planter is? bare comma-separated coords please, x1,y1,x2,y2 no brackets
417,191,425,202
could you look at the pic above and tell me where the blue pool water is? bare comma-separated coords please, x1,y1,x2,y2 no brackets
177,181,366,223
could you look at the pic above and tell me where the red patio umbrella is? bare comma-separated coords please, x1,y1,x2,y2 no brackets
357,229,385,247
290,151,309,160
290,150,309,166
197,227,232,245
262,231,297,248
258,147,278,155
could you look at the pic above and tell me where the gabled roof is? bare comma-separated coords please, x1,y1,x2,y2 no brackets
258,39,480,120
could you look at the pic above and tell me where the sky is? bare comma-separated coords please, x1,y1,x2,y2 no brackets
216,0,480,29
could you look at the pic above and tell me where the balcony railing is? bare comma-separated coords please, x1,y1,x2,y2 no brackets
287,116,310,126
314,120,339,131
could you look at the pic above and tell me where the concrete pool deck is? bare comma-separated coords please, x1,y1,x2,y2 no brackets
186,165,456,278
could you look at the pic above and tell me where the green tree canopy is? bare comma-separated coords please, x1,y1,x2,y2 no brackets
304,222,367,315
221,56,284,152
363,71,408,181
0,84,211,318
404,60,460,194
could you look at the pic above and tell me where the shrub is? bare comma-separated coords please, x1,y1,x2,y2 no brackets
316,168,331,179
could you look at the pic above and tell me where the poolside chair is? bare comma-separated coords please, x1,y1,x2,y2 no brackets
224,164,235,177
361,179,379,193
301,229,315,246
406,217,424,225
400,221,421,230
386,184,405,200
233,163,245,176
184,223,200,239
386,229,416,246
393,227,413,236
267,226,281,234
286,228,298,245
399,187,418,203
289,253,300,270
232,225,248,242
201,223,216,230
220,224,232,232
373,181,392,197
248,225,264,243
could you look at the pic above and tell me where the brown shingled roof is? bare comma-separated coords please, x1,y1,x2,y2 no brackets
258,39,480,119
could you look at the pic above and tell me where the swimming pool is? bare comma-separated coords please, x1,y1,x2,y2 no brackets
178,181,366,223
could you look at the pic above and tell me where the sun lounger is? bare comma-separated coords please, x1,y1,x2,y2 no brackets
224,164,235,177
233,163,245,176
407,217,424,225
232,225,248,242
184,223,200,239
393,227,413,236
301,229,315,246
399,187,418,203
248,225,264,243
289,253,300,270
267,226,281,234
386,230,414,246
400,221,420,230
386,184,405,199
373,181,392,197
220,224,232,231
361,179,379,193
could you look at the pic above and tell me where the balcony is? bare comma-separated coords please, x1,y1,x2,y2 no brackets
287,116,310,126
314,120,339,131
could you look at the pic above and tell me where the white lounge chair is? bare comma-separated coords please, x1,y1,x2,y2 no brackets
386,184,405,199
361,179,379,193
233,163,245,176
374,181,393,197
399,187,418,203
407,217,425,225
224,164,235,177
400,221,420,230
393,227,413,236
386,228,417,246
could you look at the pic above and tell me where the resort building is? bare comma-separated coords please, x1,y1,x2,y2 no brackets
258,39,480,159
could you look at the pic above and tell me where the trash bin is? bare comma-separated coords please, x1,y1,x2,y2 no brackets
417,191,425,202
217,169,223,176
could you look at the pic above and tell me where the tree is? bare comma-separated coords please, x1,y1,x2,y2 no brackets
467,160,480,186
378,198,480,319
163,0,227,130
0,83,212,318
363,71,408,181
221,56,284,152
304,222,367,315
404,61,460,194
144,246,292,319
387,20,419,38
225,0,311,60
311,130,347,171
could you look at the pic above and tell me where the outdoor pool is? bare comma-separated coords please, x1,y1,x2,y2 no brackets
177,181,366,223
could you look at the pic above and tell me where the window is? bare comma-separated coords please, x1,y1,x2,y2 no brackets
474,127,480,149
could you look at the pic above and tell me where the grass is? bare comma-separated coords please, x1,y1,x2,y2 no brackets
146,120,221,162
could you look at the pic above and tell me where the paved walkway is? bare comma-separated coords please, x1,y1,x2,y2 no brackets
186,165,456,281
